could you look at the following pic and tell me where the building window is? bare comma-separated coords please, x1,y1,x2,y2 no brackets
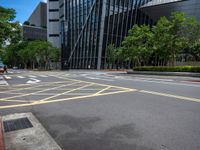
49,34,59,37
49,19,59,22
49,9,59,12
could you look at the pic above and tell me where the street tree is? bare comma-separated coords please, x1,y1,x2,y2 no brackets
189,39,200,61
21,40,60,70
0,6,21,47
151,17,172,66
23,21,30,25
122,24,153,66
106,44,116,69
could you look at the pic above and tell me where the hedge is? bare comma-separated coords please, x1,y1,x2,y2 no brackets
133,66,200,73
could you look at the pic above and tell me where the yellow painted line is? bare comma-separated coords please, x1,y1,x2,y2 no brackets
0,99,30,103
36,92,95,96
0,75,136,109
11,82,72,88
0,88,135,109
0,81,68,94
51,75,133,91
12,84,31,87
94,86,111,95
2,93,25,95
40,83,94,101
0,82,80,100
139,90,200,103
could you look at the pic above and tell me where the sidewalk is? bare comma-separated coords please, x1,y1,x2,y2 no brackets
2,113,62,150
127,70,200,77
0,117,5,150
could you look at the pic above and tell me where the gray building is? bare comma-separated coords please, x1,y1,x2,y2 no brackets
47,0,60,48
23,2,47,41
28,2,47,27
47,0,200,70
22,25,47,41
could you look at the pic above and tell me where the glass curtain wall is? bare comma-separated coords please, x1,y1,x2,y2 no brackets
101,0,153,69
62,0,103,69
61,0,153,69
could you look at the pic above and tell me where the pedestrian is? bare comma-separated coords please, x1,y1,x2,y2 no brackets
4,65,7,74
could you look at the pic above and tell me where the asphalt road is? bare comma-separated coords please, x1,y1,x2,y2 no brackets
0,70,200,150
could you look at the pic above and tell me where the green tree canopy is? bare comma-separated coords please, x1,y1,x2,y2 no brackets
0,6,21,47
119,11,200,67
1,40,60,69
23,21,30,25
122,24,153,66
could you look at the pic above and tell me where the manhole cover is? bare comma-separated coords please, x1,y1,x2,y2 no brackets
3,117,33,132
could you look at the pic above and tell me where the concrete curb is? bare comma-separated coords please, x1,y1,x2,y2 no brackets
3,113,62,150
127,70,200,77
0,117,5,150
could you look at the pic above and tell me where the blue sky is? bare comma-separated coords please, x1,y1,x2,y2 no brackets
0,0,47,23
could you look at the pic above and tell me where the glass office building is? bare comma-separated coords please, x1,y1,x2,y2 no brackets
49,0,200,69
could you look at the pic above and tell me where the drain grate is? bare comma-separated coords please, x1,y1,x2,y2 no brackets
3,117,33,132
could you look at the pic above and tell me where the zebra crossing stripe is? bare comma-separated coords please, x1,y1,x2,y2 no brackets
17,76,25,79
0,80,8,86
17,75,49,79
28,75,37,78
39,75,48,77
3,75,12,80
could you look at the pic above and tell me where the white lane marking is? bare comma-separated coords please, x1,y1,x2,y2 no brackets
28,75,37,78
3,75,12,80
85,77,114,81
0,80,9,86
17,76,25,79
26,78,41,84
81,74,89,76
111,75,200,87
39,75,48,77
135,77,174,82
113,75,173,82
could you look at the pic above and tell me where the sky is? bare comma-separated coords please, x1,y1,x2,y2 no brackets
0,0,47,24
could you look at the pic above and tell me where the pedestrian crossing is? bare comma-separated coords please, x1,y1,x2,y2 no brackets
1,74,53,80
28,75,37,78
39,75,48,77
0,74,59,86
0,76,8,86
0,80,8,86
17,76,25,79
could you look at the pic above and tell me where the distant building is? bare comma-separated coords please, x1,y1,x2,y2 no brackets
22,2,47,41
22,25,47,41
47,0,60,48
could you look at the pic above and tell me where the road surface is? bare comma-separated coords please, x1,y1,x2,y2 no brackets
0,70,200,150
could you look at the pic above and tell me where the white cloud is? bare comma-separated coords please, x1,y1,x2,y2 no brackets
41,0,47,3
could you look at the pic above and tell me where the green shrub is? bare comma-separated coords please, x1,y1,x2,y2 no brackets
133,66,200,73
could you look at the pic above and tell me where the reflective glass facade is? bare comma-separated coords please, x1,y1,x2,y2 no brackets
59,0,200,69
